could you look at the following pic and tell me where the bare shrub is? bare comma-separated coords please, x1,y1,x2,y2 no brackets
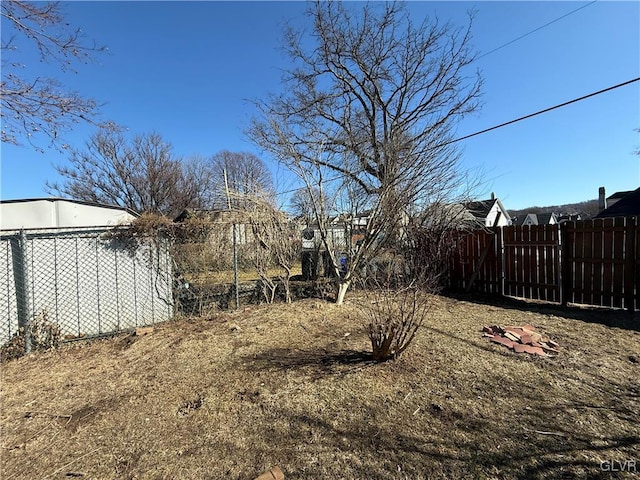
30,310,61,350
0,330,26,363
404,225,461,292
362,285,430,362
246,195,301,304
1,310,61,362
359,236,444,362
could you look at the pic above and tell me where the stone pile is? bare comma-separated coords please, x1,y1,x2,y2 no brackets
482,324,559,356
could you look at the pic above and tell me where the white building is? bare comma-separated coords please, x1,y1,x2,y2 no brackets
463,195,511,228
0,198,173,346
0,198,137,230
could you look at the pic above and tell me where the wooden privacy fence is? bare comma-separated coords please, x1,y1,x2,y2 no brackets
450,217,639,311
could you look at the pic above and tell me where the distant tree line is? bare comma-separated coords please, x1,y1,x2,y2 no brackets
46,129,275,219
508,200,600,220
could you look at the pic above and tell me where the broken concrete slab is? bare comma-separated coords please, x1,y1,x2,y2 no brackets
504,331,521,342
483,324,559,357
490,336,517,350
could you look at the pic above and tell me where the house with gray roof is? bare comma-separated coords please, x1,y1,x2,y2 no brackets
537,212,558,225
511,213,538,226
463,193,511,228
595,187,640,218
511,212,558,226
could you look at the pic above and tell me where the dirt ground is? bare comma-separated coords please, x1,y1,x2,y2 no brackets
1,294,638,480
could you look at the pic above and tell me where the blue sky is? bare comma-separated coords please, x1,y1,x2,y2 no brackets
1,1,639,211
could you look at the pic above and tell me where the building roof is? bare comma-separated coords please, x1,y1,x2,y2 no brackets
511,212,557,226
0,197,138,230
557,213,582,223
463,197,511,225
464,200,491,217
607,190,635,201
537,212,557,224
0,197,139,216
511,213,538,226
595,188,640,218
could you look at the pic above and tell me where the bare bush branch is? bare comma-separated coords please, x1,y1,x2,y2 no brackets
242,193,300,303
361,284,431,362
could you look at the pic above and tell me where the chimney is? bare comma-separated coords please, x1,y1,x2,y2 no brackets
598,186,607,211
491,192,495,201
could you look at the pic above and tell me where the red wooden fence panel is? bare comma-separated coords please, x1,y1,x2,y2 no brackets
450,229,501,294
503,225,560,302
448,217,638,311
562,218,632,309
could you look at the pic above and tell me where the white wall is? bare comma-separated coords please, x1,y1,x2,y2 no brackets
0,199,136,230
0,228,172,344
485,203,510,227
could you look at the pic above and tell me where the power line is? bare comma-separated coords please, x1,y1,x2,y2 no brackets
476,1,598,60
275,77,640,198
273,2,605,200
445,77,640,145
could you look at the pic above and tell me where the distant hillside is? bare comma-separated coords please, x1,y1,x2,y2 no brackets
508,199,600,220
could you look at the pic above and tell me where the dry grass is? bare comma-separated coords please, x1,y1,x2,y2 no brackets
1,295,638,480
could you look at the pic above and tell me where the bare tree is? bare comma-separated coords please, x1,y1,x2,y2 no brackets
289,186,330,226
46,129,211,218
208,150,275,210
1,1,110,150
249,1,482,304
181,154,218,211
246,195,300,303
289,188,313,225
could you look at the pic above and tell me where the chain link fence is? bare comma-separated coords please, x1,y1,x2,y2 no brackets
171,220,295,314
0,214,319,358
0,227,173,353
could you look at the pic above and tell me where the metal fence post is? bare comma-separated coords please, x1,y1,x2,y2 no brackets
16,230,32,353
224,169,240,309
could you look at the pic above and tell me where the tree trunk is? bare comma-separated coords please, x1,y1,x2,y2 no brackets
280,265,292,304
336,280,351,305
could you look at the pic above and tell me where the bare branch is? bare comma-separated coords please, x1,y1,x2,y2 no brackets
248,1,483,305
1,1,108,150
46,129,205,218
206,151,275,210
244,194,300,303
